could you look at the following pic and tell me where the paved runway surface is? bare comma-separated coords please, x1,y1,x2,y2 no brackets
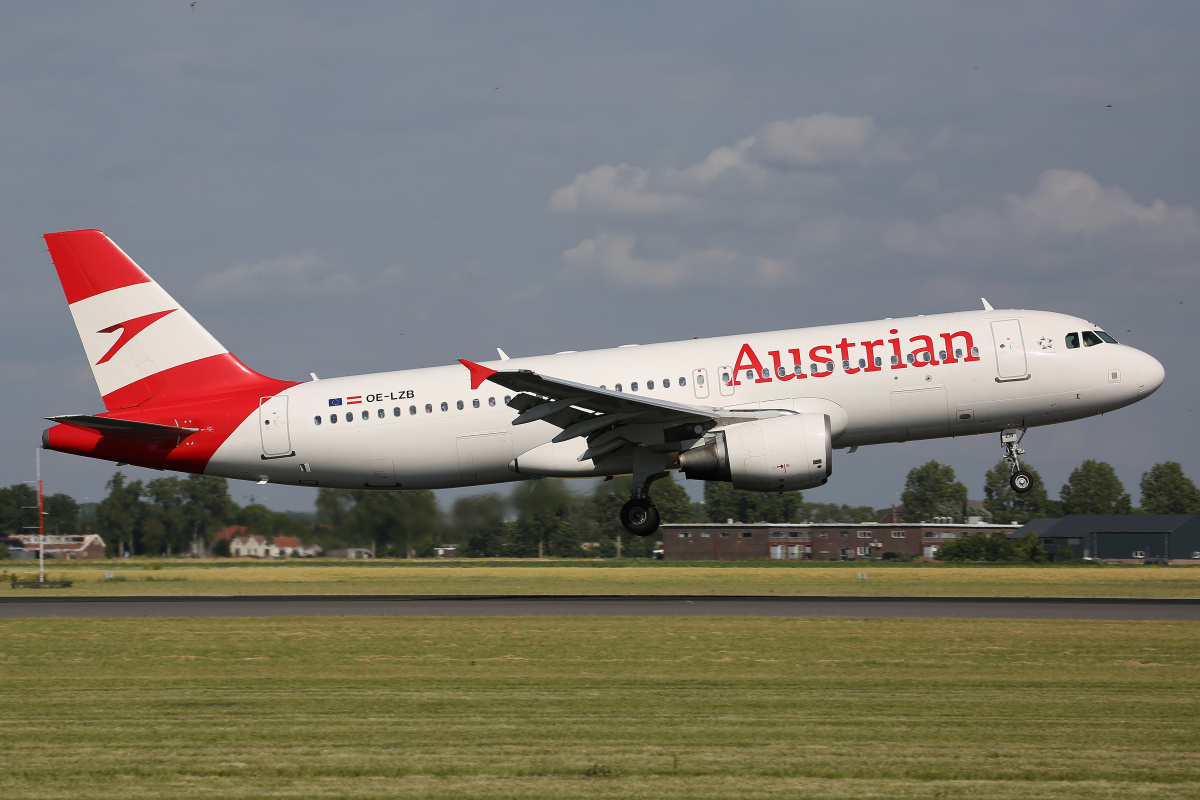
2,595,1199,620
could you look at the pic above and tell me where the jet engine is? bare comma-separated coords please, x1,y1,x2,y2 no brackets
679,413,832,492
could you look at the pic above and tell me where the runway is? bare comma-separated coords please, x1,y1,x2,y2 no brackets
2,595,1198,620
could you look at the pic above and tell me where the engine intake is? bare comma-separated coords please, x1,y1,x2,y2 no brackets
679,413,832,492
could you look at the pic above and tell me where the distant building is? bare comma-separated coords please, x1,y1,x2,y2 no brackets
325,548,373,559
228,534,321,558
8,533,106,560
433,546,457,558
661,521,1019,561
1012,515,1200,563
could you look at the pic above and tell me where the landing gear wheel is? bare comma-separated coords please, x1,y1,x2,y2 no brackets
620,498,660,537
1010,470,1033,494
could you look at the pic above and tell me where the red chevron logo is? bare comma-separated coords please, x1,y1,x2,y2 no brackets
95,309,176,365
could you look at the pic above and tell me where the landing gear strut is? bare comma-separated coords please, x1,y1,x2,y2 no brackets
1001,428,1032,494
621,448,668,536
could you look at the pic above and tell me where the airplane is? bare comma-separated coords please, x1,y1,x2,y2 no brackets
40,229,1165,535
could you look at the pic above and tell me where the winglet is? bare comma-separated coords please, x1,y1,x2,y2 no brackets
458,359,498,390
981,297,994,311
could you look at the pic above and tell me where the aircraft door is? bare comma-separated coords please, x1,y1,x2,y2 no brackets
991,319,1029,380
692,368,710,399
891,387,950,439
258,395,292,457
718,365,735,397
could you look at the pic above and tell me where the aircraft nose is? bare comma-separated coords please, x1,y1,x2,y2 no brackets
1132,349,1165,397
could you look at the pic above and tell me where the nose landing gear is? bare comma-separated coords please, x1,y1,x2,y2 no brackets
1002,428,1032,493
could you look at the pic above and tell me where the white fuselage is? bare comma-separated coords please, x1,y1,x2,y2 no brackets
207,309,1164,491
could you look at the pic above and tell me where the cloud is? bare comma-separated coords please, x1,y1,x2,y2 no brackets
196,251,361,298
561,232,787,289
549,164,697,215
755,113,879,165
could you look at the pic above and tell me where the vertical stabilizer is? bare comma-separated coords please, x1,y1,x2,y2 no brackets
44,229,289,410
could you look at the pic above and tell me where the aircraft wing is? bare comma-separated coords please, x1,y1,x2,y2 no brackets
458,359,777,461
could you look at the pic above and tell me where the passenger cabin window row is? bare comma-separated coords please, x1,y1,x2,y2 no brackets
313,394,512,426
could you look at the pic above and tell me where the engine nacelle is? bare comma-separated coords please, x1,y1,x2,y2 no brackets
679,413,832,492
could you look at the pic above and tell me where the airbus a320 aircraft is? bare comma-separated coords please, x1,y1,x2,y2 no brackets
41,229,1165,535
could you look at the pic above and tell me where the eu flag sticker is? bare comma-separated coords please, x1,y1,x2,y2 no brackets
328,398,343,407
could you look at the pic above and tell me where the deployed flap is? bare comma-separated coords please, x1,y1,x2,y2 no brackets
45,414,198,440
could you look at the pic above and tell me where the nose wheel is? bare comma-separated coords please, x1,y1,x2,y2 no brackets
1002,428,1032,494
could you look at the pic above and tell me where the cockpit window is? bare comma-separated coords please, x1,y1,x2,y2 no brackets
1096,330,1118,344
1082,331,1103,347
1065,332,1080,349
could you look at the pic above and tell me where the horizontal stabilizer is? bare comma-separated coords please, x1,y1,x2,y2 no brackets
45,414,198,440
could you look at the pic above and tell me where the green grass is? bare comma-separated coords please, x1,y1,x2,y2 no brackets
3,560,1200,598
2,616,1199,799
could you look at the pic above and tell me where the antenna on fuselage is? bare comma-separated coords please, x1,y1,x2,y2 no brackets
497,348,511,361
981,298,994,311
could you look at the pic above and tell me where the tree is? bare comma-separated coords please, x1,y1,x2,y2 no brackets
314,488,441,556
96,472,145,556
1139,462,1200,515
934,531,1015,561
0,484,37,536
983,460,1059,524
797,502,879,523
449,494,509,546
1060,460,1131,515
900,461,968,522
703,483,803,524
42,493,79,536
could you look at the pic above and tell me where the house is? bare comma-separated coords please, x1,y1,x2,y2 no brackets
270,536,322,558
1012,515,1200,563
10,533,106,560
229,534,271,558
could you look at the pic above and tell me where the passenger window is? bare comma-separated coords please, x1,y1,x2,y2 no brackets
394,407,401,416
409,405,417,415
488,397,496,407
631,382,639,391
745,370,754,381
891,355,900,365
330,414,337,424
441,402,449,412
777,366,787,377
504,395,512,404
720,372,729,384
794,365,803,375
457,400,464,410
425,404,433,413
362,410,369,420
761,368,770,379
825,361,834,371
1097,330,1118,344
377,408,385,419
810,364,818,374
1082,331,1103,347
858,359,866,369
346,412,353,422
663,378,671,388
906,353,915,364
971,347,979,357
679,376,687,387
314,416,322,426
1065,332,1080,349
842,360,850,370
874,356,882,367
938,350,946,361
647,380,654,390
473,398,480,409
615,383,623,392
955,349,962,359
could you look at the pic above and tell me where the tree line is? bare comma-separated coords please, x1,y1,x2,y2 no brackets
0,458,1196,559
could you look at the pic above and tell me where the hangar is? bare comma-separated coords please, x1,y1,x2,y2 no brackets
1012,515,1200,563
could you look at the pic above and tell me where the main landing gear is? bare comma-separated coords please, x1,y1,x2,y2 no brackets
1001,428,1033,494
621,448,669,537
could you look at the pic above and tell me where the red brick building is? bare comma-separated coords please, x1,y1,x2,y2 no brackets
9,533,107,560
661,522,1019,561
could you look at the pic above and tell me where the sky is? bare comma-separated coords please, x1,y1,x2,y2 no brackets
2,1,1197,513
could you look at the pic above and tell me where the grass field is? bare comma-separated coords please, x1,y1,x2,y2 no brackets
2,615,1198,799
3,560,1199,598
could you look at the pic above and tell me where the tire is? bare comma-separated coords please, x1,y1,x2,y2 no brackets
1010,470,1033,493
620,498,660,536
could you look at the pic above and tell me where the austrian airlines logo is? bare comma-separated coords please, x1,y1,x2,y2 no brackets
95,309,176,365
